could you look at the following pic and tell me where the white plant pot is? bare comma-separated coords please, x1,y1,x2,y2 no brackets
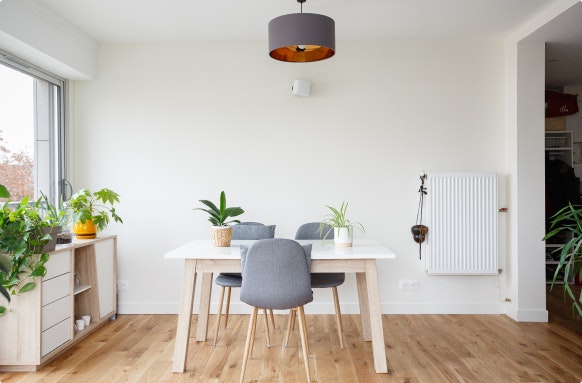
334,226,353,247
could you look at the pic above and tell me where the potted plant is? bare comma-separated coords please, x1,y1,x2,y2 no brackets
193,191,244,247
0,196,51,316
543,202,582,316
66,188,123,239
318,201,365,247
36,192,70,251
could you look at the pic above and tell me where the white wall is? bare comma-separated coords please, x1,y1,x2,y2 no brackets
69,40,510,315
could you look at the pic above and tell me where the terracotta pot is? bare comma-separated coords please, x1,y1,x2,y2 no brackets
74,220,97,239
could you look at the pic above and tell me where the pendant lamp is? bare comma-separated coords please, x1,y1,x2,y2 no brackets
268,0,335,63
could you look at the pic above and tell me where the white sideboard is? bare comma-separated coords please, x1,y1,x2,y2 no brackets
0,235,117,371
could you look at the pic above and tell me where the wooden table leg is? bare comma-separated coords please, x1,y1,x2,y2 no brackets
356,271,371,341
172,259,197,373
196,272,213,341
364,259,387,373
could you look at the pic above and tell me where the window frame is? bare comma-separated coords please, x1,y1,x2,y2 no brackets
0,49,68,207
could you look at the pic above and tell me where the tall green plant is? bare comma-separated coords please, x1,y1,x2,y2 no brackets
193,191,244,226
543,202,582,316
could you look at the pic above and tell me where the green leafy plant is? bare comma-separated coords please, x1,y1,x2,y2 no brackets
543,202,582,316
66,188,123,231
318,201,365,241
0,196,51,316
38,192,70,228
193,191,244,226
0,184,9,199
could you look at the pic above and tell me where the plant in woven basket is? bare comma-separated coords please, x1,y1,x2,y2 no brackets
193,191,244,227
193,191,244,247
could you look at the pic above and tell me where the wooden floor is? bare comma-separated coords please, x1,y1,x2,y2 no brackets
546,283,582,336
1,313,582,383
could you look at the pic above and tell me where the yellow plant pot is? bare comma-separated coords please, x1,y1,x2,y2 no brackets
74,220,97,239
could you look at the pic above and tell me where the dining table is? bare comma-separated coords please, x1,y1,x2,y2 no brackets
164,238,396,375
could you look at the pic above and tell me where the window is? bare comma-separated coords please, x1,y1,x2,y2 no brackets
0,51,67,207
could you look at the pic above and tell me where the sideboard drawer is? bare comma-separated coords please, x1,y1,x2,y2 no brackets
42,295,71,331
42,273,70,306
41,318,71,357
44,250,72,280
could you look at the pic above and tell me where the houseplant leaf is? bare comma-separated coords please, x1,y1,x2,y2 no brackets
543,202,582,315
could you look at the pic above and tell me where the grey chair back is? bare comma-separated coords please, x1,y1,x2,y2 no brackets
240,239,313,310
232,222,276,240
295,222,334,240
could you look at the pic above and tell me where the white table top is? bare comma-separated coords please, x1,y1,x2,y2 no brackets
164,238,396,260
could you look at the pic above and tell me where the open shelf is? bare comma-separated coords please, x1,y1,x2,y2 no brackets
74,285,92,295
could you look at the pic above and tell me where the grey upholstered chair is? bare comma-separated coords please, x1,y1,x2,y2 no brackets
239,239,313,383
213,222,276,345
293,222,345,349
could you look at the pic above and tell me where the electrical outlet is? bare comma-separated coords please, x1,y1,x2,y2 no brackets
117,280,129,291
399,279,419,291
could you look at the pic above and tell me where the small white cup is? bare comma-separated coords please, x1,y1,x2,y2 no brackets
75,319,85,331
82,315,91,326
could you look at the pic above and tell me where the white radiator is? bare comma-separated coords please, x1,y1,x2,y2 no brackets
426,173,498,275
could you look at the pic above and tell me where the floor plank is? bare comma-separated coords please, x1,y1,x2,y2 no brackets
1,313,582,383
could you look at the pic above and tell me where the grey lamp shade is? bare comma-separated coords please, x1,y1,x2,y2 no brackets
268,13,335,62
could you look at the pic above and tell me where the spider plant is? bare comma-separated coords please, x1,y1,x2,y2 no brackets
317,201,365,241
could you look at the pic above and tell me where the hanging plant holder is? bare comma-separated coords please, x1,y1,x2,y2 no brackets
411,224,428,244
412,172,428,259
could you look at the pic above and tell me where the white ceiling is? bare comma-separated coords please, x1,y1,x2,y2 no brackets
38,0,582,87
40,0,558,42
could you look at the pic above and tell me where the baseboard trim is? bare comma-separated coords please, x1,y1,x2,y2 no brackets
506,307,548,322
117,302,508,315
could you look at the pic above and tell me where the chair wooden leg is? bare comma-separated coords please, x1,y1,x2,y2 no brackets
240,307,258,383
290,306,296,330
284,308,295,347
224,287,232,328
331,286,344,349
250,308,259,357
213,286,225,346
262,309,271,348
296,306,311,383
269,309,276,329
297,305,310,356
